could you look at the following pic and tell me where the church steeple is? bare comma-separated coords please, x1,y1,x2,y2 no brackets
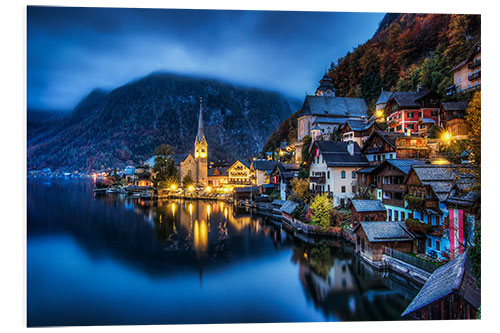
196,97,205,143
315,72,336,97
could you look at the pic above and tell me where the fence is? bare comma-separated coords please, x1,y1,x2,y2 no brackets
383,247,439,273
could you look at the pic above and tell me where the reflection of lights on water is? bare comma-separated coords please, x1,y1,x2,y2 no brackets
171,203,176,216
193,219,208,254
206,204,211,218
348,296,356,313
189,203,193,216
224,208,228,220
219,202,224,211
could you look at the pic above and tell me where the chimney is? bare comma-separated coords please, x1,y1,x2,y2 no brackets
347,140,355,156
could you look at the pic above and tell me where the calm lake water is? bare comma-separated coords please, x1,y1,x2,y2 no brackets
27,179,421,326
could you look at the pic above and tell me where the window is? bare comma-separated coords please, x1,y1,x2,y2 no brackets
427,238,432,248
388,209,392,220
328,184,330,192
341,171,346,179
341,186,346,193
457,76,461,83
407,124,414,130
407,112,414,118
436,240,441,251
352,171,356,178
327,171,330,179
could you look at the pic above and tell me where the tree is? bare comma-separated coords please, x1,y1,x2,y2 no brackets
309,193,334,229
153,144,178,183
289,178,311,203
465,91,480,189
182,174,194,188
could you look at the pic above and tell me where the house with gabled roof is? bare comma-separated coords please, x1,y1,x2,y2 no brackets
375,90,392,116
353,221,416,264
445,45,481,96
404,164,472,259
440,101,470,138
270,162,300,200
401,251,480,320
348,199,387,228
360,130,429,165
384,89,441,135
307,140,369,207
339,118,379,148
250,160,277,186
227,160,253,186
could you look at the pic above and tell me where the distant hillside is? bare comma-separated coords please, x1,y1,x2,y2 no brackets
27,73,300,171
263,13,481,152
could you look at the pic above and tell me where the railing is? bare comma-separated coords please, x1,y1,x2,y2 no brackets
468,59,480,69
468,71,481,81
383,247,439,273
382,198,405,208
309,176,326,184
458,84,481,95
382,184,406,192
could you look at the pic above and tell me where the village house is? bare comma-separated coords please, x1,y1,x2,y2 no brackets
348,199,387,228
353,221,416,265
339,118,379,148
270,162,300,200
371,159,427,221
401,251,480,320
207,166,228,189
294,73,368,162
445,177,480,259
133,165,153,187
440,101,470,138
227,160,253,187
404,164,465,259
307,141,369,207
445,45,481,96
385,89,441,135
361,130,430,165
250,160,277,187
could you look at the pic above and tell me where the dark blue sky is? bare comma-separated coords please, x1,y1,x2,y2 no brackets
27,7,385,111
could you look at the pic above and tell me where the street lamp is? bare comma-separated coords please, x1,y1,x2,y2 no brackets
442,132,451,142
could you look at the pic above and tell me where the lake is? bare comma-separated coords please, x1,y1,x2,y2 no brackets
27,179,420,326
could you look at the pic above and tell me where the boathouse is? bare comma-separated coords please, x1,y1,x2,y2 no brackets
348,199,387,228
354,221,416,264
401,251,480,320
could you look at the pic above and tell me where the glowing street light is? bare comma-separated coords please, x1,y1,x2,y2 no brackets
170,184,177,190
442,132,451,142
188,185,195,192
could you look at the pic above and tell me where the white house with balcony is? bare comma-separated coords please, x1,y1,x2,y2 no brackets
306,140,369,207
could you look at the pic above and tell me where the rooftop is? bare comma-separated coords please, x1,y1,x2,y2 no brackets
300,95,368,118
401,252,480,316
313,141,369,167
441,101,469,111
351,200,386,212
358,221,415,242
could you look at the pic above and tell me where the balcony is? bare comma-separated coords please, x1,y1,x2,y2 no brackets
310,175,326,184
468,59,480,69
382,198,405,208
381,184,406,192
458,83,481,95
468,71,481,81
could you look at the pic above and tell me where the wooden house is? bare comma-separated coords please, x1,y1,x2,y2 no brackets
348,200,387,228
401,251,480,320
353,221,416,264
339,119,379,148
207,166,229,189
440,101,470,138
371,159,426,221
227,160,253,186
361,130,429,165
270,163,300,200
250,160,277,186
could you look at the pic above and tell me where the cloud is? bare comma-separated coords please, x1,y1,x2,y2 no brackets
27,7,384,111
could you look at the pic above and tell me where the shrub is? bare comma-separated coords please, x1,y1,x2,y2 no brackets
310,193,334,229
405,218,434,235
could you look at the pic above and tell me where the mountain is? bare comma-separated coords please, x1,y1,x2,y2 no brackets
27,73,300,171
263,13,481,152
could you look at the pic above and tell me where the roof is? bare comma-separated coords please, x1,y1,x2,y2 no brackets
419,118,436,124
402,252,480,316
272,199,287,207
356,165,378,174
311,141,369,167
441,101,469,111
446,177,480,207
344,119,375,132
410,165,465,202
351,200,386,212
451,46,481,72
300,95,368,118
170,152,191,166
388,91,428,108
361,130,408,153
252,160,277,172
208,167,228,177
358,221,415,242
281,201,300,214
374,159,427,175
376,90,393,105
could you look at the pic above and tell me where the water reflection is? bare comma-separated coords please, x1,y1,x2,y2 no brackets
27,179,419,326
